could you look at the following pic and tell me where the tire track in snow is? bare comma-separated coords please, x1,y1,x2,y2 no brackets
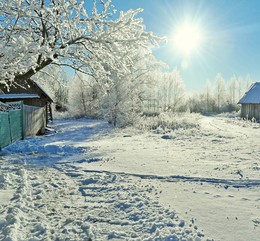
200,117,249,139
81,169,260,188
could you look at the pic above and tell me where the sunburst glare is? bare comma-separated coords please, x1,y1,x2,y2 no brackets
173,22,204,56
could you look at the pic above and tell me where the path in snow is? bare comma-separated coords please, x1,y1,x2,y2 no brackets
0,164,204,240
0,119,207,241
80,116,260,241
82,116,260,181
0,116,259,240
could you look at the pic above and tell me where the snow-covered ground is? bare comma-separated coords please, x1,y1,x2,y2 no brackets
0,116,259,241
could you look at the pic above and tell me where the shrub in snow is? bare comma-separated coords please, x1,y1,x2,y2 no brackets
134,112,200,131
217,111,240,118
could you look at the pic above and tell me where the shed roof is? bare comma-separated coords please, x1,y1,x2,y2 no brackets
238,82,260,104
0,79,53,103
0,93,40,99
32,80,53,102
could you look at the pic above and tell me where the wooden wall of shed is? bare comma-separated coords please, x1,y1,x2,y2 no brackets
22,98,47,107
241,104,260,121
23,105,46,136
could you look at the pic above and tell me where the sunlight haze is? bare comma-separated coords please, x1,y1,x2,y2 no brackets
112,0,260,91
0,1,259,241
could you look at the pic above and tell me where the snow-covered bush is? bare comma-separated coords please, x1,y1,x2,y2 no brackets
134,112,201,131
221,111,260,126
216,111,240,118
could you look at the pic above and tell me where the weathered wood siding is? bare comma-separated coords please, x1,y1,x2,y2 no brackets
241,104,260,121
23,105,46,136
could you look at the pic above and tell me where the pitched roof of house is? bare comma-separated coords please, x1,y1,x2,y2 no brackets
238,82,260,104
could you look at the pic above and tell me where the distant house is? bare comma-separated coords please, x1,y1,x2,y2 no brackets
238,82,260,121
0,79,53,124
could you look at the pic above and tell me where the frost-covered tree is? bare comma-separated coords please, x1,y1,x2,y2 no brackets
204,80,214,112
66,46,163,126
68,72,102,118
215,73,226,111
188,83,217,114
227,75,237,105
0,0,160,87
244,74,253,93
157,68,186,112
189,73,256,114
102,48,162,126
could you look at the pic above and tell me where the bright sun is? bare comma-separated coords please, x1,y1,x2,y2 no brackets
173,22,203,56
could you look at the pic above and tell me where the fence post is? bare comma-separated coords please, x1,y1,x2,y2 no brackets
0,101,11,149
8,109,12,143
20,101,24,140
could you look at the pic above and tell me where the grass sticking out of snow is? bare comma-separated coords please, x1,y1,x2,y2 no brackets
225,117,260,128
134,112,201,131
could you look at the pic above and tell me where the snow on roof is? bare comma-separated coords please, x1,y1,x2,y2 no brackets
238,82,260,104
0,93,40,99
32,80,53,102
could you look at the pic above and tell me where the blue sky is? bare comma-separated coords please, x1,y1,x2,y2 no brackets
112,0,260,91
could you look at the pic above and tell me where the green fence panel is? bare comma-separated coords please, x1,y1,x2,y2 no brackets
0,112,12,149
0,101,23,149
9,110,23,143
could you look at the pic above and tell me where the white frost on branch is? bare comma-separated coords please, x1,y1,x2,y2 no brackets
0,0,163,86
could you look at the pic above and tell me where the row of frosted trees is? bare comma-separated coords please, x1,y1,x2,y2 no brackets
189,74,251,113
38,64,252,126
144,71,251,115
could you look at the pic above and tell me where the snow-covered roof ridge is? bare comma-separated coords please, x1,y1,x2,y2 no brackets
238,82,260,104
0,93,40,99
32,80,53,102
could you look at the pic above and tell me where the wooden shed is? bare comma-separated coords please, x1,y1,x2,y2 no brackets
0,79,53,124
238,82,260,121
